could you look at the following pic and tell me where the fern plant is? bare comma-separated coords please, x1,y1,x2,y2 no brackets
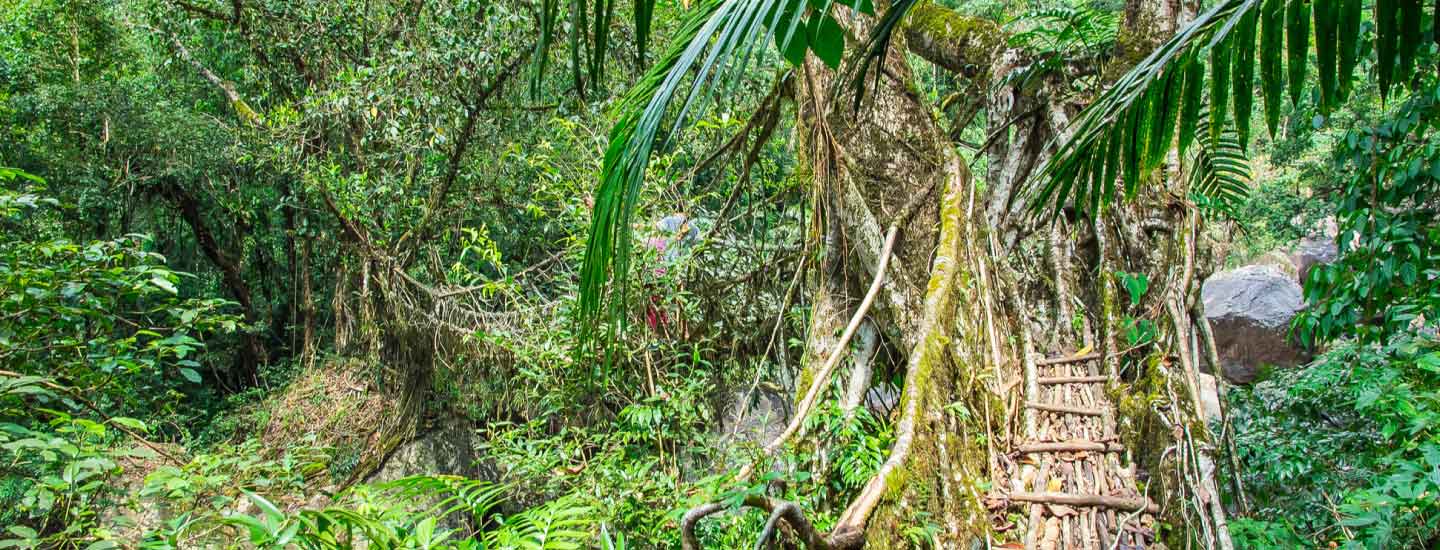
147,475,595,550
1004,4,1122,91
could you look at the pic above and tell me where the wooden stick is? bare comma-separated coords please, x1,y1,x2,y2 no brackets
1037,375,1109,385
1018,441,1124,453
1005,492,1160,514
1026,401,1106,416
1037,352,1102,366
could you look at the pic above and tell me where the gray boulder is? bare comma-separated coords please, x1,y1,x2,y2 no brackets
720,388,791,447
1201,265,1311,384
368,420,485,484
367,419,498,531
1292,236,1338,285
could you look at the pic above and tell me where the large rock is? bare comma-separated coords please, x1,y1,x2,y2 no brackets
1292,236,1337,285
1201,265,1311,384
719,388,791,446
368,419,489,484
367,419,495,531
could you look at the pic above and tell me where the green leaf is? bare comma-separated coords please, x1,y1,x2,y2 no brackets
1337,0,1361,100
1179,51,1206,154
1149,67,1183,168
1398,0,1420,87
244,490,285,522
151,275,177,294
223,514,273,544
1210,36,1233,146
771,0,808,66
5,526,37,539
1123,100,1143,198
591,0,618,83
1232,9,1257,147
807,13,844,69
1137,76,1160,172
635,0,656,63
1260,0,1285,135
179,368,202,384
1285,0,1309,106
1377,0,1398,98
834,0,873,14
1313,0,1338,111
1101,126,1122,209
110,417,148,432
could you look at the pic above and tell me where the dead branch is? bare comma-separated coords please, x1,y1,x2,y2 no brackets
1036,352,1102,365
1037,375,1109,384
1017,441,1124,453
1025,401,1106,416
1003,491,1159,513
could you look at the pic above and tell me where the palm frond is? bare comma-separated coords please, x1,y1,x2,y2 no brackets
1026,0,1430,220
577,0,853,353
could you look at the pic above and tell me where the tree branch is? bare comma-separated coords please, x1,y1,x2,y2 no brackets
682,496,833,550
902,1,1006,79
394,50,532,256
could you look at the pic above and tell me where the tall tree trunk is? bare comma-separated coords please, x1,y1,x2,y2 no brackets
163,182,267,385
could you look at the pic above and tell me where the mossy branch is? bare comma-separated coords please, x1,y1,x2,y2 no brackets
902,1,1005,79
834,152,970,538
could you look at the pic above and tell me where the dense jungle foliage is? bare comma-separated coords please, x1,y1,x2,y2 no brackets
1,0,1436,548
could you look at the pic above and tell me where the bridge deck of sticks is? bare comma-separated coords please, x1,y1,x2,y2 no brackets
986,351,1158,550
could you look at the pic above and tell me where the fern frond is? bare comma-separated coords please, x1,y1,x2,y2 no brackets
380,474,507,523
1188,115,1251,209
485,495,594,550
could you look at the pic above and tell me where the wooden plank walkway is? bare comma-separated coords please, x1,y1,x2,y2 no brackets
987,351,1157,550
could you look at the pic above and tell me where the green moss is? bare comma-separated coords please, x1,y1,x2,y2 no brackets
903,2,1004,79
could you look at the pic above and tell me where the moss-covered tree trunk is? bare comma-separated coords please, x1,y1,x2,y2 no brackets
769,0,1233,546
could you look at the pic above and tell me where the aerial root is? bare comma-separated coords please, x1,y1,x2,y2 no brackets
681,496,837,550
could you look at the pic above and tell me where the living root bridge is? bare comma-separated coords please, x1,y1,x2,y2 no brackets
681,150,971,550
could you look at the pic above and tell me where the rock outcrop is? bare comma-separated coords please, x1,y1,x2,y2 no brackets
1292,236,1338,285
367,420,487,484
1201,265,1311,384
720,388,791,446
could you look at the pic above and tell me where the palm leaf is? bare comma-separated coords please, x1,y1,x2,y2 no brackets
636,0,656,62
1286,0,1309,106
1209,35,1233,147
1178,50,1206,155
1026,0,1431,220
1377,0,1398,97
578,0,808,352
1260,0,1285,134
1232,8,1257,146
1399,0,1421,87
1314,0,1338,111
1189,115,1251,207
1337,0,1361,100
1027,0,1261,217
